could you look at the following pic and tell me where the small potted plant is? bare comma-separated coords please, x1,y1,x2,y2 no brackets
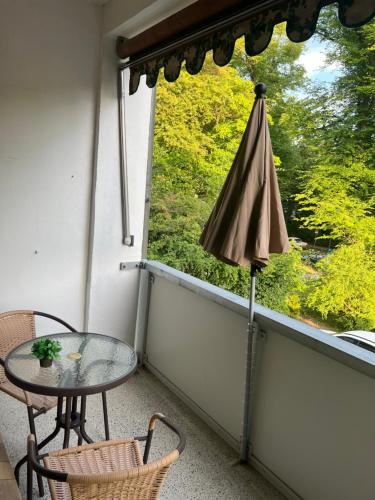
31,338,62,367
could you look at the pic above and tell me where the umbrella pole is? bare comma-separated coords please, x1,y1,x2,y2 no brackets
240,263,258,462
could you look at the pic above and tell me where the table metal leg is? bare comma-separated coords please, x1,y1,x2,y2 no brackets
39,397,64,451
26,405,44,497
15,394,96,493
15,397,63,488
72,396,78,414
14,421,61,488
27,448,33,500
102,392,110,440
71,396,80,445
74,427,83,446
79,396,93,444
63,397,72,449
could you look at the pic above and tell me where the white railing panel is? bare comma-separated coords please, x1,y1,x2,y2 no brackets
252,328,375,500
146,275,247,444
143,262,375,499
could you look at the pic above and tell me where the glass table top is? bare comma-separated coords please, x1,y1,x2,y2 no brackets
5,333,137,396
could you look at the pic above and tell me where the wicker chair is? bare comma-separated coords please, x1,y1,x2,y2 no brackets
0,310,115,495
27,413,185,500
0,310,77,495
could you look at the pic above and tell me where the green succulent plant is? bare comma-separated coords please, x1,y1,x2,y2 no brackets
31,338,62,360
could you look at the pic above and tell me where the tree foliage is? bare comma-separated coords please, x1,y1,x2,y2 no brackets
232,27,307,215
256,246,306,317
293,12,375,328
149,47,305,315
306,243,375,330
149,16,375,329
316,8,375,155
295,160,375,248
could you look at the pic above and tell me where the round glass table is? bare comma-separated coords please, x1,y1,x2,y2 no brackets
5,332,137,397
5,332,137,479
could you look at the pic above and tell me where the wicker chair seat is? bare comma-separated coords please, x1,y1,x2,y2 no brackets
28,414,184,500
44,439,145,500
0,377,57,411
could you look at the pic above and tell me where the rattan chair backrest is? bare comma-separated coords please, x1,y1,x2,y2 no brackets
0,310,35,383
46,440,180,500
68,452,179,500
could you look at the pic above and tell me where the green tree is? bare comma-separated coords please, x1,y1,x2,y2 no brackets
306,243,375,330
256,246,306,317
295,160,375,248
315,9,375,157
150,49,306,315
149,18,375,328
294,13,375,328
153,57,253,200
149,54,256,298
232,27,308,218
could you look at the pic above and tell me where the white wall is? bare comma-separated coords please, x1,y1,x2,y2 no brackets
0,0,102,330
86,38,154,342
0,0,155,341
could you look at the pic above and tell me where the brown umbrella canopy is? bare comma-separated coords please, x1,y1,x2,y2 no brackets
199,83,289,268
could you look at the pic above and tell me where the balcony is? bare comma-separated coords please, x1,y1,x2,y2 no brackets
2,261,375,499
1,1,374,499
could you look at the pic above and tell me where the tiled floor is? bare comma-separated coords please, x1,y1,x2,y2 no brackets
0,368,285,499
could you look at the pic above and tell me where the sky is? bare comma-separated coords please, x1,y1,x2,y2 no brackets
297,37,342,84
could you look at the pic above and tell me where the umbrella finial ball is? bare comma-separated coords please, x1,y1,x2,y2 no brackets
255,82,267,98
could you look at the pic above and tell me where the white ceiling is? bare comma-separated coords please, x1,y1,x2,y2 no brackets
87,0,197,37
110,0,196,37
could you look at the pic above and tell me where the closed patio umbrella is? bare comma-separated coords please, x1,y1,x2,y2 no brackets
199,83,289,461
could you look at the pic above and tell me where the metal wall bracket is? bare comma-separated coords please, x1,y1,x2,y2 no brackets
123,235,135,247
119,261,145,271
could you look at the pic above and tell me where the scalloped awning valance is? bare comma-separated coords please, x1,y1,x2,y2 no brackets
117,0,375,95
